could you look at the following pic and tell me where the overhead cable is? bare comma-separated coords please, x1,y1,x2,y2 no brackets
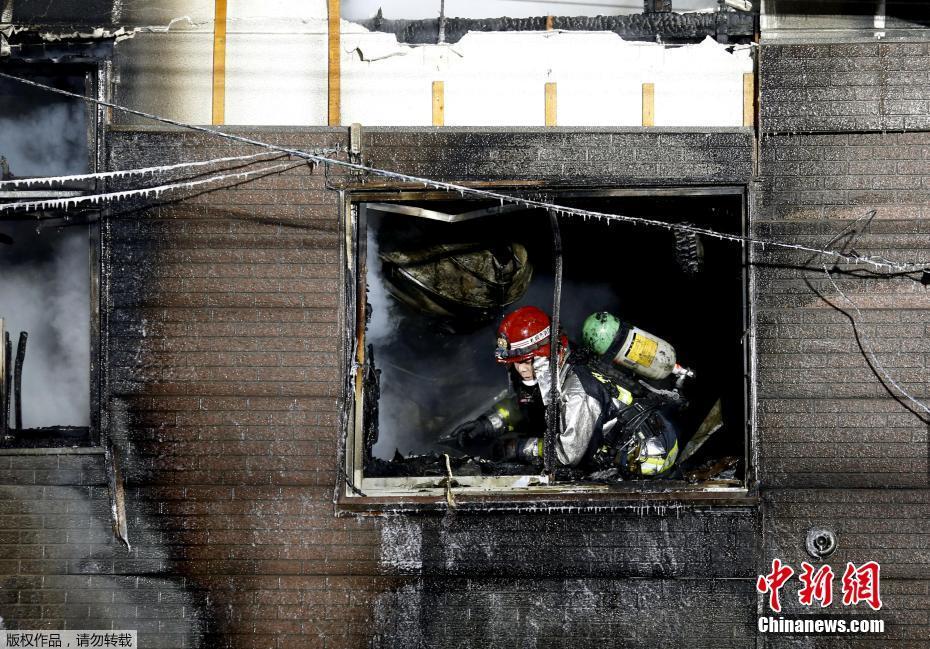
0,152,289,188
822,264,930,418
0,72,928,274
0,160,306,216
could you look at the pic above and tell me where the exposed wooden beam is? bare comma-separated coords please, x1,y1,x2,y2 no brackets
211,0,227,125
642,82,655,127
743,72,754,128
432,81,444,126
545,82,557,127
13,332,25,431
328,0,341,126
366,202,526,223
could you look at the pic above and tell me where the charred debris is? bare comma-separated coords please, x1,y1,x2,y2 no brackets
0,324,90,448
360,3,756,46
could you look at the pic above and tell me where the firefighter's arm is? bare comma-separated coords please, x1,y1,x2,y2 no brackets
442,396,522,448
556,382,602,467
489,384,601,466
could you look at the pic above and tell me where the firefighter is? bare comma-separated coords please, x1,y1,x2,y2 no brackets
449,306,679,477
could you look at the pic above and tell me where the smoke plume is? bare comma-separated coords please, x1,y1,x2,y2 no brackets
0,73,90,428
0,223,90,427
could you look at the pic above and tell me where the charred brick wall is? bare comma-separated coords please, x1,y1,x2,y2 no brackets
363,128,751,185
762,42,930,133
757,41,930,647
358,128,757,648
0,126,769,649
0,94,925,649
11,110,926,647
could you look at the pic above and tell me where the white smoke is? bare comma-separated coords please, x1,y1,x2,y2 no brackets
0,101,86,176
0,224,90,427
364,223,396,348
364,213,501,459
0,75,90,428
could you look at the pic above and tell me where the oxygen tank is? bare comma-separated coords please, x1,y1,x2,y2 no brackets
582,311,693,384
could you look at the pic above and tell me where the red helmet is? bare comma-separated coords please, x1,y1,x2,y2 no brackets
494,306,567,364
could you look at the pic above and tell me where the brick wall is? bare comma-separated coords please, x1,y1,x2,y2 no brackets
761,43,930,133
372,578,757,649
1,100,924,648
757,45,930,488
364,128,752,185
0,126,769,649
757,41,930,647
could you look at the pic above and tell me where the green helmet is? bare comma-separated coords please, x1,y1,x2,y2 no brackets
582,312,621,355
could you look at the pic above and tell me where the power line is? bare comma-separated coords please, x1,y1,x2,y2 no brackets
0,72,928,274
0,152,286,188
822,264,930,418
0,160,305,215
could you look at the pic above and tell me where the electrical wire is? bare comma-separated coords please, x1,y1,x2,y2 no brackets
0,160,306,215
0,151,289,188
822,264,930,418
1,72,928,274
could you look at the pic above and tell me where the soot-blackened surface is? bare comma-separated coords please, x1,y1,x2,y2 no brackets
10,0,117,26
378,508,759,579
360,12,755,45
371,576,757,649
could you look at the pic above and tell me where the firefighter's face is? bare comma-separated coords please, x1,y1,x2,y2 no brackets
513,359,535,382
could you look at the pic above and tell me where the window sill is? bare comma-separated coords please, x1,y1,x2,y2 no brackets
0,427,95,451
0,446,103,456
336,478,758,515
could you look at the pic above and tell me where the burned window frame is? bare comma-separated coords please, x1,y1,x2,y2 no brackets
338,184,756,511
0,59,108,449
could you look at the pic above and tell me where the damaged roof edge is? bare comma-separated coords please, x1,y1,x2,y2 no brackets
358,11,756,45
0,29,115,63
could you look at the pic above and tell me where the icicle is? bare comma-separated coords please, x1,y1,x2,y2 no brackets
0,151,280,189
1,160,300,217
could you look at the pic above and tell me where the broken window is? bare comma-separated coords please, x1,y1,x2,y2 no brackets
0,67,98,448
343,188,750,500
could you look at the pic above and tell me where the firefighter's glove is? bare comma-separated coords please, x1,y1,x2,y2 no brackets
450,416,494,448
492,437,542,464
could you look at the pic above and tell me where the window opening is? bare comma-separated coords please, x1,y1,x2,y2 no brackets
347,189,749,497
0,67,96,448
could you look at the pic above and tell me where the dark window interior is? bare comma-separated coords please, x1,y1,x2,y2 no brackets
769,0,930,26
358,192,748,486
